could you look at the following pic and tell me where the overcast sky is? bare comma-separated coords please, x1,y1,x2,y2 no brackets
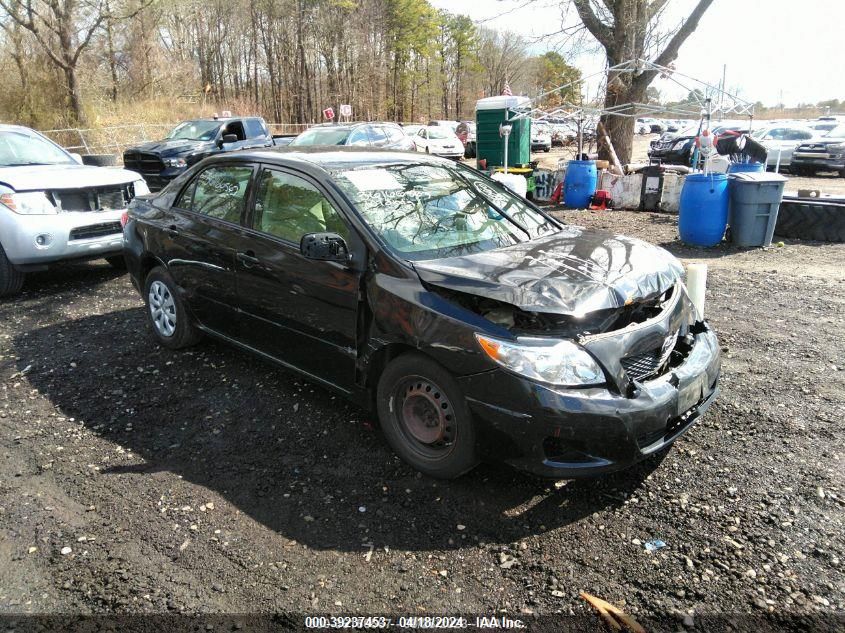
429,0,843,107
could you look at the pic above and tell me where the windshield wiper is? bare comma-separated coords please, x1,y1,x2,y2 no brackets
452,170,531,238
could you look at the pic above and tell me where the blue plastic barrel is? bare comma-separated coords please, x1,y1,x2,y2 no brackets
727,162,765,174
679,173,730,247
563,160,598,208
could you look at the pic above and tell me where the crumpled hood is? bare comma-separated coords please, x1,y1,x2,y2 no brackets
413,227,684,316
126,138,215,157
0,164,142,192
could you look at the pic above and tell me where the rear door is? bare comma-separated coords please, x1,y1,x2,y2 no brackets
234,165,363,390
163,162,255,336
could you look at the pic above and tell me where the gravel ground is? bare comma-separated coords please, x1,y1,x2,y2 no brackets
0,211,843,632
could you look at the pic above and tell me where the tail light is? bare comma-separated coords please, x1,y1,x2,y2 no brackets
120,210,129,228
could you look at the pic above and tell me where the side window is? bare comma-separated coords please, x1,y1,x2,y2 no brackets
386,126,404,143
767,128,785,140
175,178,197,209
369,125,388,145
222,121,246,141
253,169,349,243
189,165,253,224
245,119,266,139
348,128,370,146
418,129,427,138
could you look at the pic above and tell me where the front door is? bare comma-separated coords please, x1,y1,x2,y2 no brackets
235,166,362,391
163,163,254,336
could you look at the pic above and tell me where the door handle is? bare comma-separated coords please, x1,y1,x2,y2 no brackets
167,224,179,238
237,251,260,267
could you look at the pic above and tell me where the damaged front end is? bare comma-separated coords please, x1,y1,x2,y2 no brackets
426,278,705,399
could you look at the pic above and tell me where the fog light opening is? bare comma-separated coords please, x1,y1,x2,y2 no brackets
35,233,53,248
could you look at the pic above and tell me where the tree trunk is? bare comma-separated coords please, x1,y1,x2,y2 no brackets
599,75,647,164
65,66,86,125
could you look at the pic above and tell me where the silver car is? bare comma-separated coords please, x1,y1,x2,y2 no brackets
0,124,149,296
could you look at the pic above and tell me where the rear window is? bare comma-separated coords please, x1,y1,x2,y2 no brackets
292,127,351,146
245,119,267,138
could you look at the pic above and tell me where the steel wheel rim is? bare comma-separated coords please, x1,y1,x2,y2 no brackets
148,280,177,338
395,377,455,458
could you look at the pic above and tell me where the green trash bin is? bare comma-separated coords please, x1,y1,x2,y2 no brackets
728,172,787,247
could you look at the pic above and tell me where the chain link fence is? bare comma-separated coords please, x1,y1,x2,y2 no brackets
39,123,311,164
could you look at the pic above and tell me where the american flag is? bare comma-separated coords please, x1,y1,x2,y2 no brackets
502,81,512,96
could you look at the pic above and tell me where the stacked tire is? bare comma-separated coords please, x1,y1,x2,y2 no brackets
775,198,845,243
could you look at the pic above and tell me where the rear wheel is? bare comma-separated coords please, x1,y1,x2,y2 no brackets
0,243,25,297
143,267,201,349
376,353,478,479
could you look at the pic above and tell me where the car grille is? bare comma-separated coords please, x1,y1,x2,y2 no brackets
123,151,167,191
621,332,678,382
69,221,123,241
50,185,133,212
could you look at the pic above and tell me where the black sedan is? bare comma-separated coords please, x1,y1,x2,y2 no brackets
123,149,720,479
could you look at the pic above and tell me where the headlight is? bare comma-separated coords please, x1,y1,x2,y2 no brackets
164,158,187,168
672,139,690,151
133,179,150,196
0,191,58,215
475,334,605,387
827,143,845,154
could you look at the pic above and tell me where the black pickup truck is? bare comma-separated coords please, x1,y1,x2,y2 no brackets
123,117,274,191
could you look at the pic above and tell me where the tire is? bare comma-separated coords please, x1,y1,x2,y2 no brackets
143,267,201,349
105,255,127,269
0,242,25,297
81,154,117,167
775,199,845,242
376,353,478,479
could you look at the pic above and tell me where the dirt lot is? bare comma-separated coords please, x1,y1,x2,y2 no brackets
534,135,845,197
1,210,843,631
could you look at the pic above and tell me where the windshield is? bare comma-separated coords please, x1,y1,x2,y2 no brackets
167,120,222,141
332,162,559,261
291,127,352,146
0,130,74,167
427,128,455,140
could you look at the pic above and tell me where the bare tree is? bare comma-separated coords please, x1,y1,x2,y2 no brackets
0,0,111,123
571,0,714,163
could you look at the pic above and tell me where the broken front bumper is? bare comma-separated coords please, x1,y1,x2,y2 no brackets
1,209,125,267
459,323,721,478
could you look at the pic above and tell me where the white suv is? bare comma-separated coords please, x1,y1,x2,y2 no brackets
0,125,149,296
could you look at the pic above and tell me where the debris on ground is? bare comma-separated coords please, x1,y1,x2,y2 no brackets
580,591,646,633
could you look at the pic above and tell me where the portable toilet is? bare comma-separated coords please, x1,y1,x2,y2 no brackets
475,95,531,170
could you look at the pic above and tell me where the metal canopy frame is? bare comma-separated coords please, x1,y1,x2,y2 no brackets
510,58,756,123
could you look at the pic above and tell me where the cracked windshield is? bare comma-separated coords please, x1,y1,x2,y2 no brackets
334,163,558,260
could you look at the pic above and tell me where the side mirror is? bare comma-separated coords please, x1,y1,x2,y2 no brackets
70,152,84,165
300,232,349,263
219,134,238,147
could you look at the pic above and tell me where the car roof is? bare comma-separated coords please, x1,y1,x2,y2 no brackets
221,147,449,173
0,123,38,133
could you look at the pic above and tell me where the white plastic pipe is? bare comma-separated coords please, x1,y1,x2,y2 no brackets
686,263,708,319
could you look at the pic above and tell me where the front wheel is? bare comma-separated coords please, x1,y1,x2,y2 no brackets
143,267,201,349
377,353,478,479
105,255,126,269
0,243,25,297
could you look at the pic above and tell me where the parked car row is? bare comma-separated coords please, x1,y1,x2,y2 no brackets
1,112,724,481
647,116,845,175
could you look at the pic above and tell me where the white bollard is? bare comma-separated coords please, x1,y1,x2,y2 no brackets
686,263,707,319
